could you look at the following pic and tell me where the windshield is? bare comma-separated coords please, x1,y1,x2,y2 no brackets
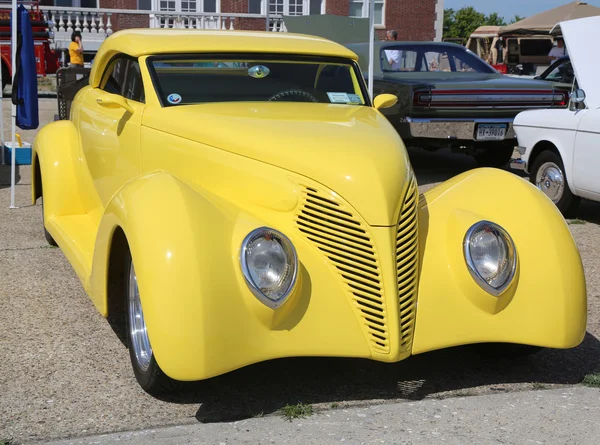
381,44,496,73
542,59,574,84
148,55,369,107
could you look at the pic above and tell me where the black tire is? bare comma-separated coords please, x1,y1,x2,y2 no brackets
473,144,515,168
529,150,580,216
124,247,178,396
41,191,58,247
474,343,543,358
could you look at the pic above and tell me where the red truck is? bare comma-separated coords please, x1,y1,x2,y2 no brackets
0,1,59,91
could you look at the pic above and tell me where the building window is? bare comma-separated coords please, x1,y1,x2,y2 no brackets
138,0,152,10
349,0,384,26
158,0,219,13
248,0,262,14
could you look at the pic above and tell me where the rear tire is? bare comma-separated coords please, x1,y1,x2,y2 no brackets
473,144,515,168
124,248,177,396
529,150,580,216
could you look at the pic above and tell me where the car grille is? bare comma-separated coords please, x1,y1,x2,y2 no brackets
396,176,419,351
295,185,389,354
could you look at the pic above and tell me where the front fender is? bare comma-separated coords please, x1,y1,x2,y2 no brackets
412,168,586,354
89,171,372,381
32,121,86,217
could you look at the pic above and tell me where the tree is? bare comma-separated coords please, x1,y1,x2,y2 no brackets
486,12,507,27
510,15,525,24
443,7,513,41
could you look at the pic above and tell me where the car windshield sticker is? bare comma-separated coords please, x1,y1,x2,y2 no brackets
167,93,182,105
248,65,270,79
347,94,362,104
327,92,351,103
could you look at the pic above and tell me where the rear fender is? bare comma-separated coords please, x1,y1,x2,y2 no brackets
412,168,586,353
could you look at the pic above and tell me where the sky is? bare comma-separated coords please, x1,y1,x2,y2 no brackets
444,0,600,21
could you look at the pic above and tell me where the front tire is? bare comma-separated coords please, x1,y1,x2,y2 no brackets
40,186,57,246
529,150,580,216
125,250,177,395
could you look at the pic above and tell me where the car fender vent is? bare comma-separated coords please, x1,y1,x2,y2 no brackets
396,176,419,351
295,185,389,354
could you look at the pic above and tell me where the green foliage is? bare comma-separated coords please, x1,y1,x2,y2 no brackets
582,373,600,388
281,403,314,421
443,8,525,41
510,15,525,24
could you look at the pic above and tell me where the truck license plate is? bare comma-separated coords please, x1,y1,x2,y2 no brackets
476,124,507,141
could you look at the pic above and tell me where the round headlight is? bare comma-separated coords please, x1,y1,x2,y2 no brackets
463,221,516,296
240,227,298,308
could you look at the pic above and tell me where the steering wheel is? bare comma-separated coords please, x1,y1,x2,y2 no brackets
268,89,319,103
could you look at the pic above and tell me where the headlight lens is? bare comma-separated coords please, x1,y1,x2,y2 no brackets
464,221,516,296
240,227,298,308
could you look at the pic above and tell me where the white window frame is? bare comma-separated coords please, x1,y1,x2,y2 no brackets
250,0,325,15
156,0,221,13
54,0,99,7
349,0,385,28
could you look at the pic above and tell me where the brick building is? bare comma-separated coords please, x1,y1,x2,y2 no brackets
40,0,444,53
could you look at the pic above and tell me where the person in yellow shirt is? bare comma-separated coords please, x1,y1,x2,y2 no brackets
68,31,84,67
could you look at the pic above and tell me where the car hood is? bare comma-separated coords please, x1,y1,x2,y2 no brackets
142,102,411,226
558,16,600,108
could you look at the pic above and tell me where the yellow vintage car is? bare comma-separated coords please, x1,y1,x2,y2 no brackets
32,29,587,396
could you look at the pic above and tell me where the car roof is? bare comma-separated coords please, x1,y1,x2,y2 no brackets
89,28,359,86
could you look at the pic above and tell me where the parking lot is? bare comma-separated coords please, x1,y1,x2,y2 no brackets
1,99,599,444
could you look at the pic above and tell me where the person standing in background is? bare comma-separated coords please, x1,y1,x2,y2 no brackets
384,30,401,70
548,37,567,62
69,31,84,67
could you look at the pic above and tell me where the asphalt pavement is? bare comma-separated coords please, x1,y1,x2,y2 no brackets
1,99,599,445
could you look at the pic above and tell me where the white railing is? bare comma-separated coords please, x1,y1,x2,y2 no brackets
39,6,286,36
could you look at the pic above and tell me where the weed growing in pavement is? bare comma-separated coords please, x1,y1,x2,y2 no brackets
531,382,547,390
568,219,587,225
330,402,339,409
280,403,314,421
582,373,600,388
0,439,14,445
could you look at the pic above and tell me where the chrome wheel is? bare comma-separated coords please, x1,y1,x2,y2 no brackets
535,161,565,203
128,261,152,372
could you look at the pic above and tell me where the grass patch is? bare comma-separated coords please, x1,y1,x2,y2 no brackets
532,382,547,390
280,403,314,421
582,373,600,388
330,402,339,409
1,439,14,445
568,219,587,225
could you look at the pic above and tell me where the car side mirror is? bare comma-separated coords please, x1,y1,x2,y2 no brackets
96,94,135,114
373,93,398,110
570,88,586,104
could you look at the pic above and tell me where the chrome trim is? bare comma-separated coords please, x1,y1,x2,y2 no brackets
510,158,526,171
535,162,565,203
428,94,561,103
405,117,514,123
463,221,517,297
128,260,152,372
403,118,516,140
240,227,298,310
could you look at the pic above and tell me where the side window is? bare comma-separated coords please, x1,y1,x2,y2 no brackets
123,60,145,103
100,56,144,103
101,57,128,95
